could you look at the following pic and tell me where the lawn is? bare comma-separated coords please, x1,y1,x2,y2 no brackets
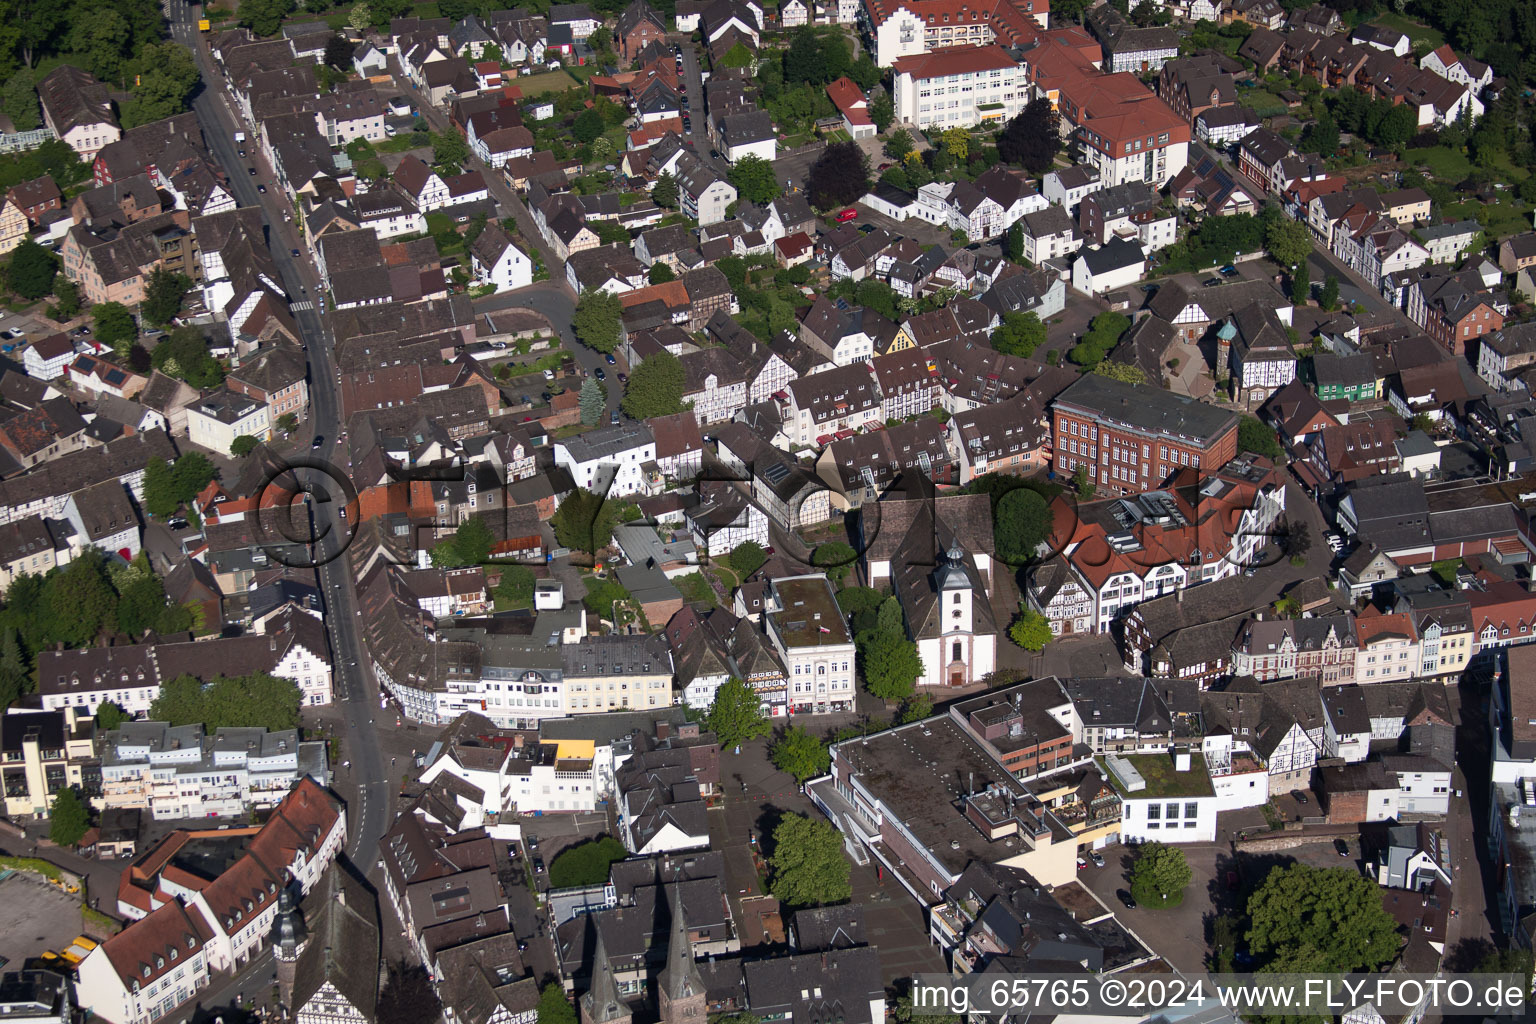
781,134,813,149
1409,145,1474,181
821,128,851,143
508,70,583,96
1445,194,1531,242
674,572,718,607
1370,10,1444,50
378,134,431,154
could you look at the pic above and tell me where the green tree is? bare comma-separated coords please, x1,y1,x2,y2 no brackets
431,129,469,174
994,487,1054,565
548,836,627,886
884,128,914,163
1299,113,1338,156
379,963,442,1024
536,983,577,1024
1005,221,1024,263
1211,912,1240,973
324,33,355,69
896,692,933,724
726,540,766,577
1008,607,1052,651
122,43,201,127
940,127,969,161
770,725,830,784
0,625,26,709
869,92,894,133
785,27,827,84
572,107,606,144
1238,415,1282,459
573,290,623,353
806,140,868,210
856,625,921,701
47,551,117,648
621,351,686,420
1093,360,1147,385
648,262,675,284
996,98,1061,173
652,171,679,208
230,436,260,457
239,0,296,36
348,2,372,30
141,267,192,327
720,41,755,67
171,452,215,503
729,155,782,205
432,516,495,567
893,993,958,1024
1068,310,1130,368
876,596,903,635
1292,256,1310,304
9,239,57,300
93,301,138,355
52,276,80,319
1318,275,1340,311
552,487,618,553
1246,864,1401,972
1072,465,1094,499
277,413,299,434
990,310,1047,357
579,377,605,427
142,457,178,518
812,540,857,587
115,572,172,637
1265,218,1312,269
706,677,770,749
769,813,851,908
95,701,128,730
1129,842,1193,908
848,54,880,90
496,565,536,607
48,786,89,847
0,69,39,132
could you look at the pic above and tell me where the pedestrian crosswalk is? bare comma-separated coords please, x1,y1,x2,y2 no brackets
291,301,315,311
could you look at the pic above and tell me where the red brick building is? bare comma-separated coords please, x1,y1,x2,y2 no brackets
1050,374,1241,496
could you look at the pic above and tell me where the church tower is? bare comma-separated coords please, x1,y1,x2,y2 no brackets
581,928,632,1024
657,886,706,1024
273,887,306,1015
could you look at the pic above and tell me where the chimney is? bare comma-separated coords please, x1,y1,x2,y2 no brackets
657,720,671,740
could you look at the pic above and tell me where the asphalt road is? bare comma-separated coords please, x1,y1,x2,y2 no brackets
171,4,391,874
474,283,621,412
677,42,703,148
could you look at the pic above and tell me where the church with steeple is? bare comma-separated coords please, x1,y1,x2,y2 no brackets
655,887,706,1024
273,864,381,1024
894,534,998,688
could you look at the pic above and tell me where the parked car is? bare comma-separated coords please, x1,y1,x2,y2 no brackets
1203,278,1221,287
248,167,257,175
1117,890,1137,909
610,410,620,425
1334,838,1350,857
291,248,301,257
1295,791,1309,805
836,207,858,223
166,518,189,530
257,184,266,193
1089,850,1105,868
617,372,628,383
605,353,616,364
594,368,605,380
1220,264,1238,276
312,436,324,449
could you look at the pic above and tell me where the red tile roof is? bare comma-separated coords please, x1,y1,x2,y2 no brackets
893,43,1019,78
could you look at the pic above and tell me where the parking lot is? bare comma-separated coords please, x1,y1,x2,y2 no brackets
0,870,91,969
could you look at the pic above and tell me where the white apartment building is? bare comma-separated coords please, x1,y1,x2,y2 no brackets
892,45,1028,131
553,422,657,498
98,722,328,820
765,576,856,714
185,389,271,458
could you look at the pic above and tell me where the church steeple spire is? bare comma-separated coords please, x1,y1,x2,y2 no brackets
581,926,630,1024
657,886,706,1024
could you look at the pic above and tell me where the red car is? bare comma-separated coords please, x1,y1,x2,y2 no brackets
836,208,858,223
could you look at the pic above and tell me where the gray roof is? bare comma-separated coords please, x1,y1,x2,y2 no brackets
1054,373,1240,444
291,865,381,1018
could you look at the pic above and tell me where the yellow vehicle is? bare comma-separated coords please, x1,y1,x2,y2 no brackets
198,18,211,29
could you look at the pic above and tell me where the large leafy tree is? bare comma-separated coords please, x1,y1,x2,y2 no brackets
573,290,623,353
1068,310,1130,369
551,487,619,554
1008,607,1052,651
121,43,201,128
149,671,302,731
727,540,766,578
431,516,495,567
93,301,138,356
1264,217,1312,269
142,457,178,518
1238,415,1282,459
47,551,118,648
1246,864,1401,973
729,155,781,205
784,27,827,83
620,351,685,420
0,626,26,709
239,0,296,37
990,310,1046,358
995,99,1056,173
535,984,576,1024
769,725,830,785
9,239,57,299
379,963,442,1024
152,326,224,389
1128,842,1192,908
855,608,921,702
811,540,857,587
994,488,1053,566
141,267,192,327
548,836,627,887
705,677,770,749
769,813,851,908
496,565,536,608
868,93,894,133
324,33,356,68
431,129,469,175
652,172,679,208
48,787,90,847
806,141,869,211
